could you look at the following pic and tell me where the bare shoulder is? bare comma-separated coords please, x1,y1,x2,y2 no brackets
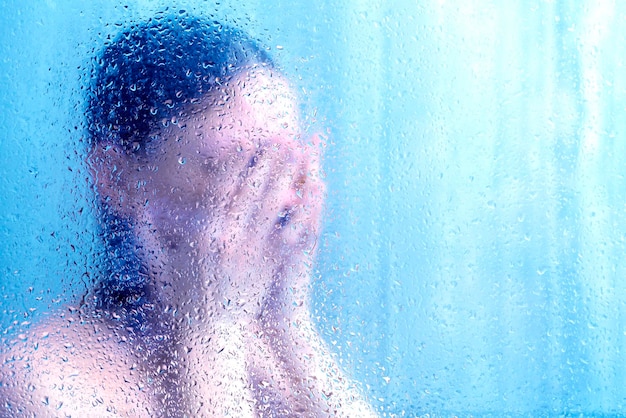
0,310,152,417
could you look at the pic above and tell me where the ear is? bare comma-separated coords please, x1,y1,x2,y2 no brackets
87,141,133,215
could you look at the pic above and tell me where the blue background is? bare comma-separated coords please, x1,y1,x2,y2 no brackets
2,1,626,416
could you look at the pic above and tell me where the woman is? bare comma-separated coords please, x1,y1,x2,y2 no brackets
1,15,375,417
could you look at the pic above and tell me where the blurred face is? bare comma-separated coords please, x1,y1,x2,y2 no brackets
142,68,301,230
92,66,323,309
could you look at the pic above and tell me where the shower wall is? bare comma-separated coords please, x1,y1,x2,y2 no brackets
2,0,626,415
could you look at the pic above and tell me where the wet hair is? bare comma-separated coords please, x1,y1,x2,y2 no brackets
95,210,152,329
88,16,271,321
87,15,272,151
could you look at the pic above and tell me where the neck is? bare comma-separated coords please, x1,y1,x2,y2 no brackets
130,207,264,333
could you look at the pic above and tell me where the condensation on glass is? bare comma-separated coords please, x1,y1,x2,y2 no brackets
4,1,626,417
0,7,374,418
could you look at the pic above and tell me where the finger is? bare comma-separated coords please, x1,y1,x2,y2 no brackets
231,150,274,225
201,148,267,253
278,134,325,250
217,141,297,259
265,137,327,311
300,134,326,232
254,146,299,240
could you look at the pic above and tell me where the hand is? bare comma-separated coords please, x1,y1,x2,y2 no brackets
203,133,325,319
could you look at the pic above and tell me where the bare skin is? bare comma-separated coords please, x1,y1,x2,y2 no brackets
0,69,376,417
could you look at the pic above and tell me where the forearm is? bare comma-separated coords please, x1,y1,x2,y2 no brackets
259,303,377,418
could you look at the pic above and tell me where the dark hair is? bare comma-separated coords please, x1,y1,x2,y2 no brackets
87,15,272,150
89,16,271,322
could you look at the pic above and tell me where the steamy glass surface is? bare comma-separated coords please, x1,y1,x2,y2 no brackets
2,1,626,416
